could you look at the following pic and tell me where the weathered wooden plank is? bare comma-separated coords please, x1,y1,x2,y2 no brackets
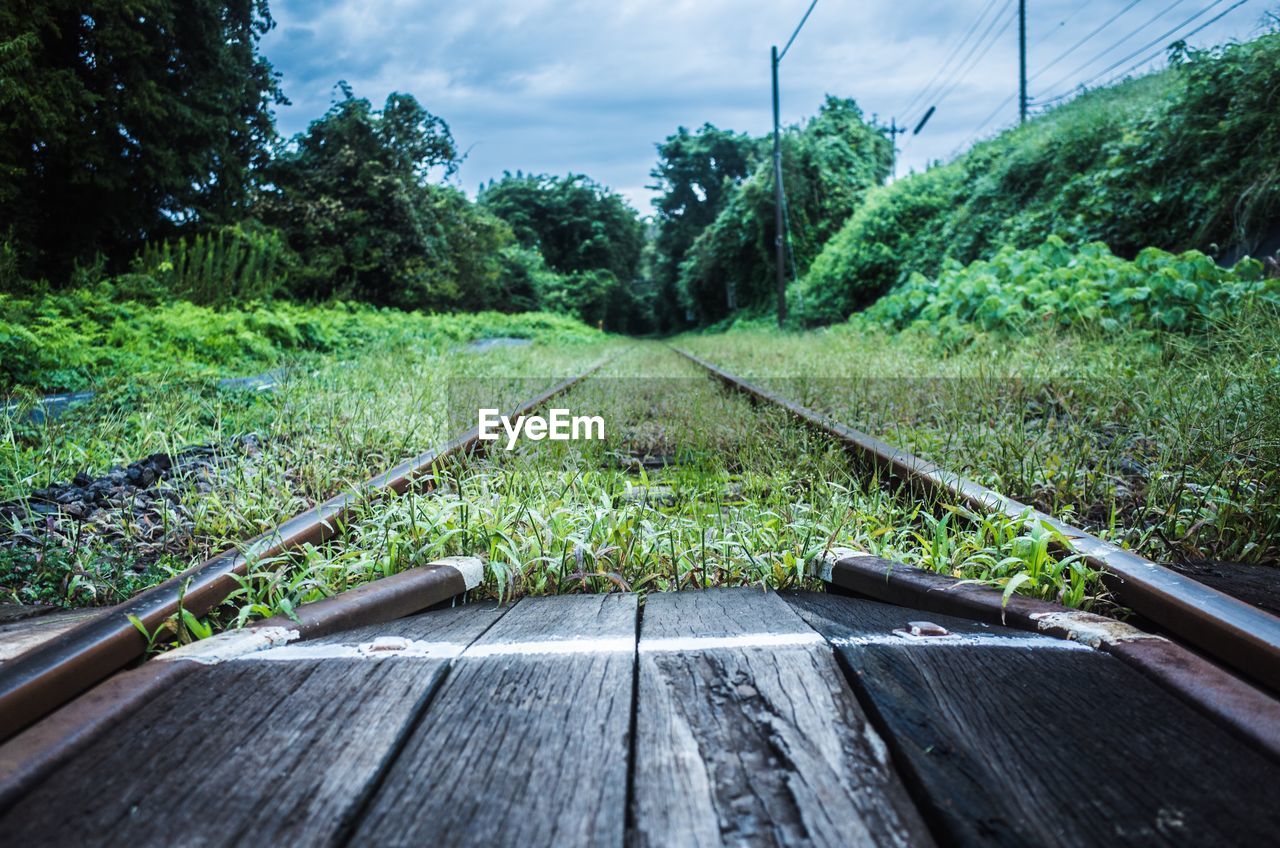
785,590,1280,848
0,602,505,847
631,588,933,848
349,593,637,847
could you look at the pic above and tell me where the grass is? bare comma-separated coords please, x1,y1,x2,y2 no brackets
681,310,1280,569
0,321,620,607
211,344,1104,636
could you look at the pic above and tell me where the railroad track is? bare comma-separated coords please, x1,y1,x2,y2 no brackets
673,347,1280,692
0,345,1277,846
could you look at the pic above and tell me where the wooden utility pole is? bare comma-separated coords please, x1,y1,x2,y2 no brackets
1019,0,1028,123
769,0,818,327
772,45,786,326
887,117,907,179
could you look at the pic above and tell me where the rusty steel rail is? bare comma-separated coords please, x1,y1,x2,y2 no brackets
0,361,606,742
675,347,1280,692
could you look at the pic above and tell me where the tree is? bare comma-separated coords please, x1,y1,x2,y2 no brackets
261,87,509,311
677,97,891,325
0,0,285,281
479,173,645,283
648,124,758,331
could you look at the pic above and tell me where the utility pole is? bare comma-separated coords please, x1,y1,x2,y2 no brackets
1019,0,1028,123
768,0,818,328
772,45,786,326
887,117,907,180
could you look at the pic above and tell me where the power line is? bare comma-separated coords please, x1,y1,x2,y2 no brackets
1029,0,1101,49
771,0,821,326
778,0,820,61
1029,0,1146,83
900,2,1015,156
1034,0,1199,93
1038,0,1243,102
1057,0,1252,96
928,3,1018,114
899,0,1004,121
964,91,1019,148
960,0,1162,148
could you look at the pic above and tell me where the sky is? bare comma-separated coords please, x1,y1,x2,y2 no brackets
261,0,1275,213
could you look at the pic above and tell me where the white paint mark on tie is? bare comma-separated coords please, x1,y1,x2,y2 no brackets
241,639,467,661
830,632,1090,651
640,632,826,653
160,626,299,665
465,637,635,658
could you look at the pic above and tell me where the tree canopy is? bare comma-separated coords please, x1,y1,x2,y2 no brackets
0,0,285,280
674,97,891,324
648,124,759,331
260,87,510,311
479,172,644,283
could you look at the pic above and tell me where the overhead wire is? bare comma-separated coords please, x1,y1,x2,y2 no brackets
927,3,1019,114
1037,0,1248,103
779,0,820,61
1029,0,1147,82
1029,0,1101,48
964,0,1239,151
899,0,1004,121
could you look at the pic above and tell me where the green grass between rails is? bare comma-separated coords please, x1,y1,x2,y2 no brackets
210,345,1104,639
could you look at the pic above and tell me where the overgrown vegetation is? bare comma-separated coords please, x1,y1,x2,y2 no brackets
0,1,284,281
212,346,1103,632
479,173,650,332
791,32,1280,324
673,97,891,325
0,287,602,393
1,322,616,607
862,236,1279,345
683,312,1280,569
135,224,292,307
0,8,649,324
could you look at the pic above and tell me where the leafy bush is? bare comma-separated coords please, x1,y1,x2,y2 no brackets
259,88,521,312
862,236,1279,343
136,223,293,306
479,172,644,283
792,164,963,323
798,30,1280,325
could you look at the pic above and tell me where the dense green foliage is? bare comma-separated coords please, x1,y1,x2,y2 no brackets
648,124,759,331
0,280,602,392
794,32,1280,325
135,223,292,306
1,6,643,322
0,0,284,280
676,97,891,324
260,88,515,312
862,236,1279,345
479,173,644,282
478,173,648,332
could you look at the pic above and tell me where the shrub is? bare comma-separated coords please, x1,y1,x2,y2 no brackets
136,223,293,306
798,29,1280,325
862,236,1280,342
0,287,605,393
